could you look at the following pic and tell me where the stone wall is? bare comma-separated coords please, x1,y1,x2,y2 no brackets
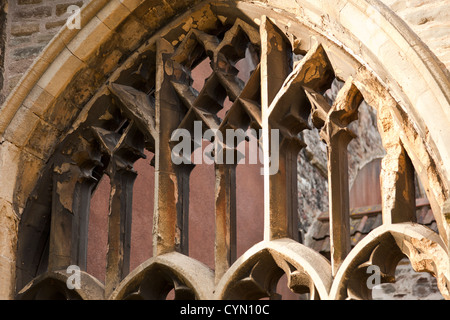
373,258,444,300
0,0,88,102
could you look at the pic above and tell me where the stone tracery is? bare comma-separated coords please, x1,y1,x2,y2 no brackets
5,1,448,300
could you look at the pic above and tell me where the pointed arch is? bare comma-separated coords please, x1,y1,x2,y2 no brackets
0,0,448,300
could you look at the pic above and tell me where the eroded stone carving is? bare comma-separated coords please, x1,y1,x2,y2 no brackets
12,3,449,301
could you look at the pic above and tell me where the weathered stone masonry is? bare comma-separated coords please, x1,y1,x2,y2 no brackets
0,0,448,300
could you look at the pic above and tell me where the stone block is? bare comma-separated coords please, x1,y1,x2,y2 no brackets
96,0,130,30
0,199,18,261
0,256,15,300
0,142,21,204
115,15,148,52
45,19,66,30
7,60,34,76
22,85,55,117
13,6,52,20
10,23,40,37
25,119,60,160
37,48,84,98
42,94,80,131
132,0,175,29
12,45,45,61
340,2,390,57
17,0,42,4
56,1,84,17
97,49,123,76
119,0,145,12
3,106,40,148
66,16,112,62
14,150,45,208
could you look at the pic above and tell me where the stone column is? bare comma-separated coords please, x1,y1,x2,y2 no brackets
0,0,7,104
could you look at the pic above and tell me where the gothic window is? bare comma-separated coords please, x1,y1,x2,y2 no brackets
14,3,449,300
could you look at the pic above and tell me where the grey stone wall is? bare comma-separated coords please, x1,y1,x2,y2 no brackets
373,258,444,300
0,0,7,104
297,129,328,240
299,79,385,238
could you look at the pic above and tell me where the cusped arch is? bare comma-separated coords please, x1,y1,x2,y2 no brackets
329,223,450,300
0,0,448,300
16,270,104,300
215,239,332,299
110,252,215,300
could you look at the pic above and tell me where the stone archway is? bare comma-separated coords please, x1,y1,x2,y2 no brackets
0,0,448,300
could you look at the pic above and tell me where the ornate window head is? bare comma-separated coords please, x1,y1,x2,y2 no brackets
5,1,449,300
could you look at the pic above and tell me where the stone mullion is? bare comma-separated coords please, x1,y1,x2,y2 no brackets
266,137,304,241
204,33,240,282
380,136,416,225
105,162,137,297
153,39,190,256
91,121,145,298
325,125,354,276
260,39,335,242
214,163,237,283
285,139,303,242
267,138,289,240
260,16,294,241
48,165,79,272
321,79,363,276
49,155,99,272
72,178,97,271
175,164,193,256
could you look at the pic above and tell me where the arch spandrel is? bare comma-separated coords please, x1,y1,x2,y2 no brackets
0,0,448,300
